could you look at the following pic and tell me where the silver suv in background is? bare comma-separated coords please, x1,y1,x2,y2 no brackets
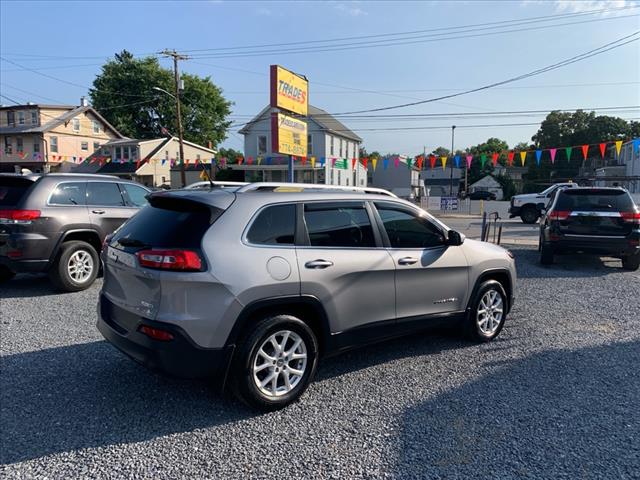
98,183,516,410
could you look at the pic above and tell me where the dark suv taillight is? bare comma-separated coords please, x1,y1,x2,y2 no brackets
621,211,640,226
549,210,571,221
0,209,41,224
136,249,203,271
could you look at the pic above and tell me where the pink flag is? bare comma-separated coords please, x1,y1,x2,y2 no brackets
550,148,557,164
466,155,473,170
394,156,399,168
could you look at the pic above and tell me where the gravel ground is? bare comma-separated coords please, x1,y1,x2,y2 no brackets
1,247,639,479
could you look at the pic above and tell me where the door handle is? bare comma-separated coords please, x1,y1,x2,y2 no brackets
305,259,334,269
398,257,418,265
92,209,105,214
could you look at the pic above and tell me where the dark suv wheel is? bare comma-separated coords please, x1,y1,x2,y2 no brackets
520,205,539,224
464,280,507,342
49,240,99,292
622,253,640,271
231,314,319,411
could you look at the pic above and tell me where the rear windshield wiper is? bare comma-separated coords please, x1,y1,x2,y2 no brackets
116,237,151,248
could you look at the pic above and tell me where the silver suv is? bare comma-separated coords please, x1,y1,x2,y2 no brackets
98,183,516,410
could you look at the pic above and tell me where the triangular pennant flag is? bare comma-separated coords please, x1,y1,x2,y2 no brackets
363,157,368,169
429,155,436,169
406,157,412,169
581,144,589,160
320,157,325,167
394,157,399,169
383,157,389,170
237,155,243,165
491,153,499,167
310,156,316,168
535,150,542,166
331,158,336,168
266,157,272,165
352,158,357,170
550,148,557,164
417,156,423,169
615,140,623,157
440,156,447,170
454,155,461,168
257,156,262,165
161,159,166,165
480,154,487,168
372,158,377,171
599,142,606,159
135,160,141,169
519,151,527,166
247,156,254,165
465,155,473,169
301,156,307,166
507,151,514,166
633,139,640,153
565,146,572,161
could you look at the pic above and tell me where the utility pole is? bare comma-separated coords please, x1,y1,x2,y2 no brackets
449,125,456,196
160,49,189,187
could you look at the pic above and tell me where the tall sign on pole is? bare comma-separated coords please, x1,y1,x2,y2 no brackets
270,65,308,182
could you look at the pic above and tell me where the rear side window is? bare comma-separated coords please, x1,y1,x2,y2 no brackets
49,182,86,205
247,204,295,245
304,202,375,248
112,200,217,249
555,190,635,212
0,177,35,206
87,182,124,206
121,183,149,207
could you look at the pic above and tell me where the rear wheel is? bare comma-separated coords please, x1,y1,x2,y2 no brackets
464,280,507,342
231,315,319,411
49,240,99,292
0,265,15,283
622,253,640,271
540,242,555,265
520,205,539,224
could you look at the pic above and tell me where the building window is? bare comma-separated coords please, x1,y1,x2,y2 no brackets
330,136,334,156
81,142,88,151
102,146,110,156
4,137,12,154
93,142,100,151
339,138,343,158
131,147,138,160
92,120,100,134
18,112,25,125
257,135,267,155
50,136,58,153
72,118,80,132
123,146,130,161
34,141,40,153
31,111,38,125
16,137,24,153
307,134,313,156
7,111,15,127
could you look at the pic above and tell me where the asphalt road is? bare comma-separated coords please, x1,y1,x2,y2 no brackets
1,248,639,479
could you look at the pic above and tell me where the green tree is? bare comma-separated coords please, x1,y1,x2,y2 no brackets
466,137,509,184
90,50,232,147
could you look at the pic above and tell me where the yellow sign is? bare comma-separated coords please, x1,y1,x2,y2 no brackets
271,113,307,157
270,65,308,116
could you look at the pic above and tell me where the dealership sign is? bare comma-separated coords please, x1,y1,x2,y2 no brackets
270,65,308,116
271,113,307,157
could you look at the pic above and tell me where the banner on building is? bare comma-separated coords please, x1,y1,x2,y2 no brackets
270,65,308,116
271,112,307,157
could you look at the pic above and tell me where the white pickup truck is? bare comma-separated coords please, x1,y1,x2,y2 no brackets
509,183,578,223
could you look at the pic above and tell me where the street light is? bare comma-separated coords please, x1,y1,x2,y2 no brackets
152,86,175,99
153,84,186,187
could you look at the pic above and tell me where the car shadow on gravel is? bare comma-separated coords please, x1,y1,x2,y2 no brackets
0,341,253,465
513,247,625,278
0,274,67,299
392,341,640,478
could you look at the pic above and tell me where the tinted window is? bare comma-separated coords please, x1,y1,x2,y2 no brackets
87,182,124,206
555,190,635,212
376,204,445,248
122,183,149,207
304,202,375,248
49,182,86,206
0,177,35,206
247,204,295,245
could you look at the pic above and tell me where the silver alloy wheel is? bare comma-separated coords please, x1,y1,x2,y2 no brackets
67,250,94,284
253,330,308,398
476,289,504,336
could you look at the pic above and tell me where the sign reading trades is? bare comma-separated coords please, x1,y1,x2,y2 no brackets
271,112,307,157
270,65,308,116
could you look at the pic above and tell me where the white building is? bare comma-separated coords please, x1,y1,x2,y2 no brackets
369,156,423,199
619,139,640,193
238,105,366,186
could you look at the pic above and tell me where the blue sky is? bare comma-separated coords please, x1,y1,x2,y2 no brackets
1,0,639,155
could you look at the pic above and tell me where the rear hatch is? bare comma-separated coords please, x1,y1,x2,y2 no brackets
554,189,637,237
102,193,227,323
0,176,38,250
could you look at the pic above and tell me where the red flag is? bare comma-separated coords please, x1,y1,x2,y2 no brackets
491,152,499,167
301,156,307,165
599,142,606,158
507,151,514,166
351,158,356,170
581,145,589,160
135,160,141,169
429,154,436,169
417,155,423,170
363,157,368,169
247,156,253,165
237,155,243,165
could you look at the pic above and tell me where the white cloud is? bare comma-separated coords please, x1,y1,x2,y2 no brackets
333,2,368,17
522,0,638,15
255,7,272,16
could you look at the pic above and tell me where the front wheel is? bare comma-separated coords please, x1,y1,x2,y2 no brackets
49,240,99,292
520,206,539,224
230,315,319,411
464,280,507,342
622,253,640,271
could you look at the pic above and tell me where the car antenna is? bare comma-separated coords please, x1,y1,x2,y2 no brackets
199,161,214,189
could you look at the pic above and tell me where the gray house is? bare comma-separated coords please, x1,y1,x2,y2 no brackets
421,167,462,197
369,156,423,199
237,105,366,186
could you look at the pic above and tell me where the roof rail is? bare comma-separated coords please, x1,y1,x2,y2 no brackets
235,182,397,197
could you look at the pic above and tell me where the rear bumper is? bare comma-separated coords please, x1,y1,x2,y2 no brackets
0,231,54,273
0,255,49,273
97,294,234,381
547,233,640,256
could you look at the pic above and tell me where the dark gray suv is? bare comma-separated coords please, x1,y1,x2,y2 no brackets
0,173,150,291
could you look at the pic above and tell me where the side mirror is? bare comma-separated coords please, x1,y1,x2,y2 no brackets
447,230,464,246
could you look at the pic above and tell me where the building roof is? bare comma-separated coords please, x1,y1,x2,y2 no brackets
238,104,362,143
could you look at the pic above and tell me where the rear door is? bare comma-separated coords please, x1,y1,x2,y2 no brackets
373,202,469,319
0,176,38,254
87,181,132,238
296,201,396,333
555,189,636,237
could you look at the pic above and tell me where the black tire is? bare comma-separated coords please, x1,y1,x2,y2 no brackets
540,242,554,265
49,240,99,292
230,314,319,411
0,265,16,283
622,253,640,271
463,280,508,342
520,205,539,224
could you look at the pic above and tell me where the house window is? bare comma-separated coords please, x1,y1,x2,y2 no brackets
18,112,25,125
131,147,138,160
31,111,38,125
16,137,24,153
4,137,12,154
123,146,130,160
50,136,58,153
330,136,334,156
7,111,15,126
307,134,313,156
81,142,88,151
92,120,100,134
102,146,110,155
34,141,40,153
93,142,100,151
72,118,80,132
339,138,343,158
257,135,267,155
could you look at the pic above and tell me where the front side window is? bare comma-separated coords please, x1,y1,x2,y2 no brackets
376,204,445,249
257,135,267,155
72,118,80,132
121,183,149,207
49,182,86,205
304,202,375,248
50,136,58,153
247,204,295,245
86,182,124,206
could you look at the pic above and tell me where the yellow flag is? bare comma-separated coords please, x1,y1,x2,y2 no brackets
440,156,447,170
615,140,623,156
372,158,378,171
199,169,207,180
257,156,262,165
311,156,316,168
519,151,527,166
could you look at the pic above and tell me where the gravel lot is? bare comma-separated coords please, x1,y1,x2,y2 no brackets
1,247,639,479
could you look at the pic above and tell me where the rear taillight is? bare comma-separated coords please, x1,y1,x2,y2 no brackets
0,209,41,224
139,325,174,341
136,249,203,271
549,210,571,221
621,211,640,225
